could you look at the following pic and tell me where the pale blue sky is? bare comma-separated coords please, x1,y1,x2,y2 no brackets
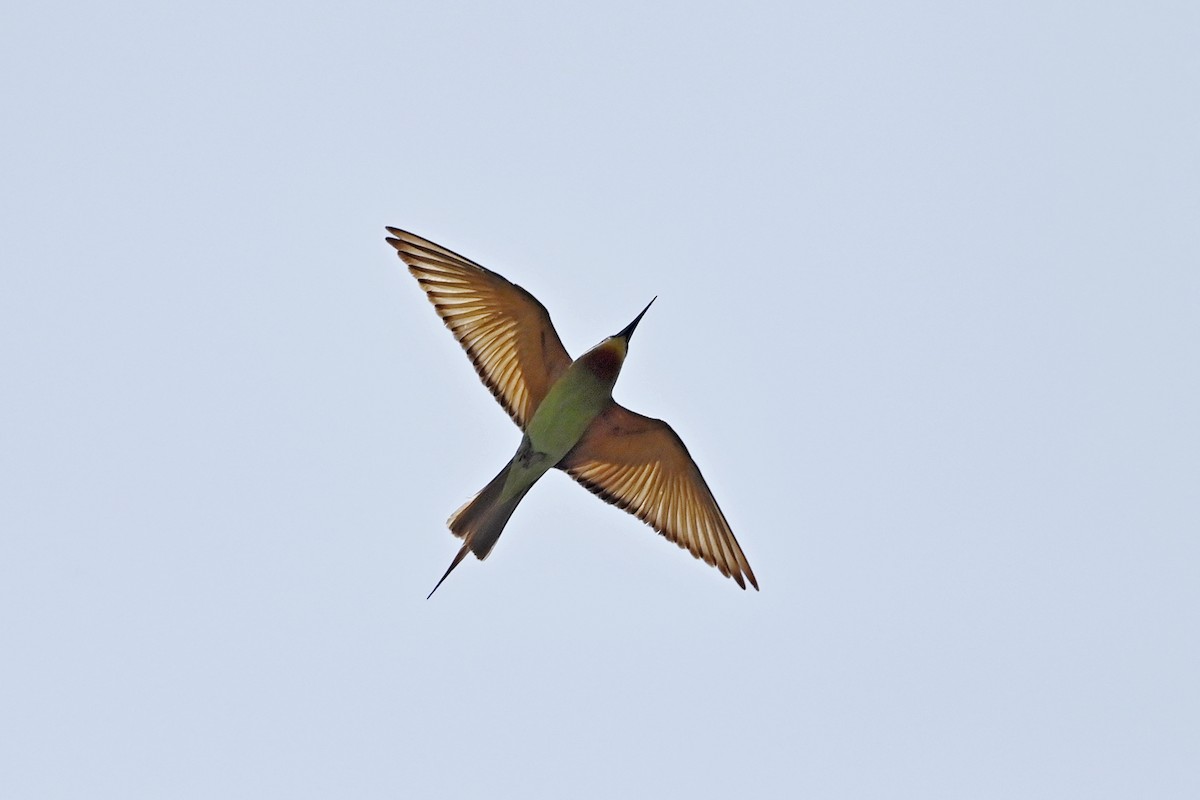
2,2,1197,797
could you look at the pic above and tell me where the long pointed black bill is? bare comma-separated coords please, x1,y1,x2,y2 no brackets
427,541,471,599
615,296,656,342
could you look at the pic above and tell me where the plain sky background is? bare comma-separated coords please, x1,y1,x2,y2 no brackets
2,2,1197,797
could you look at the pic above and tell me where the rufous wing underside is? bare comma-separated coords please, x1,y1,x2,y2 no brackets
560,404,758,590
387,228,573,430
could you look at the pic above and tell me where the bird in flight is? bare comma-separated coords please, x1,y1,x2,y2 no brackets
387,228,757,596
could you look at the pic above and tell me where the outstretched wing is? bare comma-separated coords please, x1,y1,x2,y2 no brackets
387,228,573,430
559,403,758,590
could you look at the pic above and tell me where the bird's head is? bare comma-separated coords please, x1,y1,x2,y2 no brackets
579,297,656,384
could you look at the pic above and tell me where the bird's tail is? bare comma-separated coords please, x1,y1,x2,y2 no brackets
426,458,533,598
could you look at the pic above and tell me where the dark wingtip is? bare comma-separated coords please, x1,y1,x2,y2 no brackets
385,226,406,251
742,564,759,591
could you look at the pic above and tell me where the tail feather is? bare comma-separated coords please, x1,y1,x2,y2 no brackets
426,458,533,598
426,542,471,600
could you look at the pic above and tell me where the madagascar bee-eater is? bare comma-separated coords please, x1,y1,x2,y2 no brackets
387,228,757,596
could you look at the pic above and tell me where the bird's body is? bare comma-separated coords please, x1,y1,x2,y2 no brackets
524,338,625,464
387,228,757,595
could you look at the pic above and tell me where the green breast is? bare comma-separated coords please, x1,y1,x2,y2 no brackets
524,360,613,463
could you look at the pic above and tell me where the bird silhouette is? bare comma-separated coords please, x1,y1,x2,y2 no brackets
387,228,757,596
